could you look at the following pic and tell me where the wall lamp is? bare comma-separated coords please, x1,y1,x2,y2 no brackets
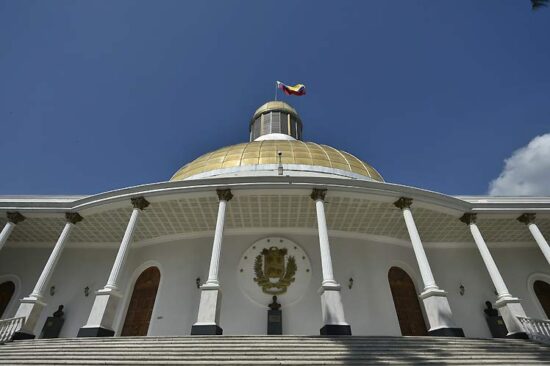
196,277,201,289
348,278,354,290
459,284,465,296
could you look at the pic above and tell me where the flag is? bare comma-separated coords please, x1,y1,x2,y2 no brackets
277,81,306,96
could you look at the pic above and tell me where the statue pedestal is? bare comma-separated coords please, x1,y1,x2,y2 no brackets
267,309,282,335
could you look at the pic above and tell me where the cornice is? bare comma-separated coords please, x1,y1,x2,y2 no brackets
0,177,548,217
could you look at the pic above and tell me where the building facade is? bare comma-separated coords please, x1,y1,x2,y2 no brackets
1,101,549,340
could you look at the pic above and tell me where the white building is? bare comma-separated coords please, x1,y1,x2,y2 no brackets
1,101,549,341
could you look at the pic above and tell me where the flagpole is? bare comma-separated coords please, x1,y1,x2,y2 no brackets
274,82,278,101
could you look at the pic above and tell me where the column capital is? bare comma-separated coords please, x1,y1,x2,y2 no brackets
216,189,233,202
394,197,413,210
517,213,536,225
459,213,477,225
65,212,83,225
311,188,327,201
7,211,25,224
131,196,150,210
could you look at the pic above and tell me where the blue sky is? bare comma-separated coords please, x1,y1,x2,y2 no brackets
0,1,549,196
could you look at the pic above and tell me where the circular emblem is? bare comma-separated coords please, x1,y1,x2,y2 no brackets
237,237,312,307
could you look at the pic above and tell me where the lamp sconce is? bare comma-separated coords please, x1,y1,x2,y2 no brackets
84,286,90,297
49,286,56,296
196,277,201,289
277,152,283,176
459,284,465,296
348,278,354,290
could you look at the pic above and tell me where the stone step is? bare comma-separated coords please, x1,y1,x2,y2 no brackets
1,351,548,359
0,360,548,365
1,336,549,365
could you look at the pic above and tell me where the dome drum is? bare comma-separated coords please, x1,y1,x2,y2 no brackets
249,101,303,141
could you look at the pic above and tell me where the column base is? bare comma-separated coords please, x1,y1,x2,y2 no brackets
420,288,462,336
13,296,46,338
77,327,115,338
11,331,35,340
320,324,352,336
428,327,465,337
190,324,223,335
495,297,527,336
192,286,222,335
506,331,529,339
79,288,121,336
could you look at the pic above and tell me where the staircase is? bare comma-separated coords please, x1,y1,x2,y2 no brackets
1,335,550,365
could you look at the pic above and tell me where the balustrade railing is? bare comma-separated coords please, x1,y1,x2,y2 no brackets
0,317,24,344
518,316,550,343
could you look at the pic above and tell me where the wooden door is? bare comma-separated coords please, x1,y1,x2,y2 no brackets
388,267,427,336
0,281,15,318
534,280,550,319
121,267,160,336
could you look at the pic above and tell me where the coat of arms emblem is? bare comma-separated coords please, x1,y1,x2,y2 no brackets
253,247,297,295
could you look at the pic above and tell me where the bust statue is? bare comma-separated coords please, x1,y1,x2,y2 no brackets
268,296,281,311
53,305,64,318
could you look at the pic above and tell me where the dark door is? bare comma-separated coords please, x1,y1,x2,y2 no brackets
534,280,550,318
0,281,15,318
388,266,428,336
121,267,160,336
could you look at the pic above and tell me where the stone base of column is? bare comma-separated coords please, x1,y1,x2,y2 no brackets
320,324,352,336
77,288,121,337
11,331,36,340
190,324,223,335
506,331,529,339
420,288,464,337
13,296,46,339
191,284,222,335
495,296,528,339
319,283,351,336
77,327,115,337
428,327,465,337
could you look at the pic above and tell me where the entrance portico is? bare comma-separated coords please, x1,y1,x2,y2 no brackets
0,177,548,339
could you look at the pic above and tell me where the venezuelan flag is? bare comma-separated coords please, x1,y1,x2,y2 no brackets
277,81,306,96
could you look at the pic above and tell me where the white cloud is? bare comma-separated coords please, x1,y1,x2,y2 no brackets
489,133,550,196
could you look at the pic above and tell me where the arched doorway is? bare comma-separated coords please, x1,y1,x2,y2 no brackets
0,281,15,318
388,266,427,336
534,280,550,318
121,267,161,336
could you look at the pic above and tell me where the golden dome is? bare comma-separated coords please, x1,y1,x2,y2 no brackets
170,140,383,182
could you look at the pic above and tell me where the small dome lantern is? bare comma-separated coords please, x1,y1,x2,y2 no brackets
249,101,303,141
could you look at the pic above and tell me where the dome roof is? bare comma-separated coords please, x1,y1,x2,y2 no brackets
170,140,384,182
252,101,299,121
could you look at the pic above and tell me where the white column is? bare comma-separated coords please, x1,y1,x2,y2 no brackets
311,189,350,335
78,197,149,337
205,192,230,286
314,194,336,285
394,197,462,336
13,212,82,339
461,213,527,338
0,212,25,251
105,208,141,290
395,198,437,290
191,189,232,335
518,213,550,266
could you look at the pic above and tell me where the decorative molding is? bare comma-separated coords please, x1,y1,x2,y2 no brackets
310,188,327,201
216,189,233,202
394,197,413,210
65,212,83,225
459,213,477,225
517,213,536,225
6,212,25,224
131,197,150,210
